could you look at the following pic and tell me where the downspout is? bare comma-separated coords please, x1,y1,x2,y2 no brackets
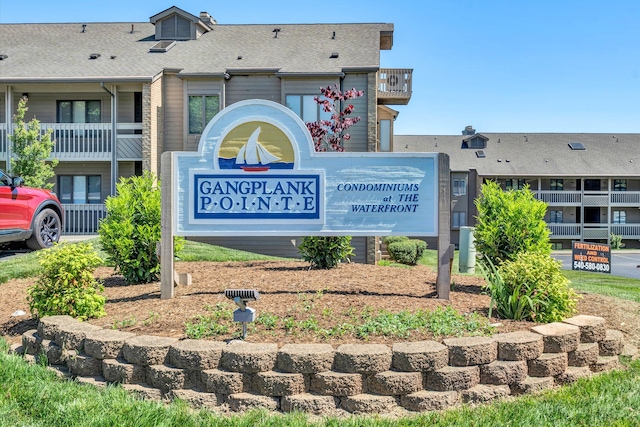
101,83,118,196
5,87,13,174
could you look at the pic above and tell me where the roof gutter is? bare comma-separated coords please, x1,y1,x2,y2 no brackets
0,76,155,84
275,71,346,78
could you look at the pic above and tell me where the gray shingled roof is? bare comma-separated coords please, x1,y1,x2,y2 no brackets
395,133,640,177
0,21,392,82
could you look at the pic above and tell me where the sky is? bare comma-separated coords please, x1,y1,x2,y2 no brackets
1,0,639,136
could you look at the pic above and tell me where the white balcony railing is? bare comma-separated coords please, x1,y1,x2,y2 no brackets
62,204,106,235
547,223,640,240
548,224,582,238
0,123,142,161
534,191,582,205
611,191,640,205
611,224,640,239
378,68,413,105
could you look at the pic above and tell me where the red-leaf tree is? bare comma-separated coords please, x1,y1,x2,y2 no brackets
306,85,364,152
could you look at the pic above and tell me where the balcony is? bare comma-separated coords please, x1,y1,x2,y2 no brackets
0,123,142,162
534,191,582,206
377,68,412,105
547,223,640,240
535,190,640,208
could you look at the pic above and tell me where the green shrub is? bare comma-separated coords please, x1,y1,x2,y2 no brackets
412,239,428,259
386,238,427,266
610,234,623,249
99,171,183,284
27,243,105,320
383,236,409,246
298,236,354,269
480,252,578,323
388,240,418,265
474,180,551,266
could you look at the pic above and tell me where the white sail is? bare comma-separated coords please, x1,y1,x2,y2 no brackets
235,127,280,166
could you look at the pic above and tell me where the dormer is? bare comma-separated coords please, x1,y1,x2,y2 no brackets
461,134,489,149
150,6,216,41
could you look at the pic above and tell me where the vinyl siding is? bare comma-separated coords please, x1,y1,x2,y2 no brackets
163,74,184,153
190,236,367,264
225,75,281,106
117,92,135,123
341,74,368,152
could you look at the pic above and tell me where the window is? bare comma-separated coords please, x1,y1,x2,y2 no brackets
57,100,101,123
614,179,627,191
285,95,332,123
549,210,563,223
452,211,466,228
505,179,526,190
452,179,467,196
188,95,220,134
550,179,563,191
613,211,626,224
551,242,563,250
57,175,101,204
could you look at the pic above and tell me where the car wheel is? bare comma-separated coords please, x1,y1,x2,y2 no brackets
26,208,61,250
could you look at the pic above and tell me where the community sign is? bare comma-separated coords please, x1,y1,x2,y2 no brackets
169,99,438,237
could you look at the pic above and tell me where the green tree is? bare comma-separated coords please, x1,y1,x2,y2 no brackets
98,171,183,284
474,180,551,266
9,97,58,189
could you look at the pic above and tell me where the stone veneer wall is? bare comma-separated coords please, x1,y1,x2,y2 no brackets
12,314,635,416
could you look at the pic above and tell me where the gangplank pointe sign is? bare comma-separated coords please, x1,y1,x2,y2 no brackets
170,99,438,237
572,241,611,273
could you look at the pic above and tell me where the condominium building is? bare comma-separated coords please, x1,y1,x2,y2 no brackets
396,127,640,249
0,6,411,262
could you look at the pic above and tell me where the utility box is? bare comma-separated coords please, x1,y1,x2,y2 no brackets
458,226,476,274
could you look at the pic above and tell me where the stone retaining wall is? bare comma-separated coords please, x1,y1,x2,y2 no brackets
10,314,637,416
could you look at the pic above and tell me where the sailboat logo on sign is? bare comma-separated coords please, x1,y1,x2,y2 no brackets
218,122,295,171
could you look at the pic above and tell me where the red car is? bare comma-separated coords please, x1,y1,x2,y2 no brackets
0,169,63,250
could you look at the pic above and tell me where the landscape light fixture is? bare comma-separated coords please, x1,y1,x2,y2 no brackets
224,289,260,339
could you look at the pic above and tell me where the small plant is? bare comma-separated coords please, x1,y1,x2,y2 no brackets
298,236,354,269
27,243,106,320
142,311,160,326
479,252,579,322
610,233,623,249
112,316,137,329
283,317,296,333
184,303,233,339
256,312,279,330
